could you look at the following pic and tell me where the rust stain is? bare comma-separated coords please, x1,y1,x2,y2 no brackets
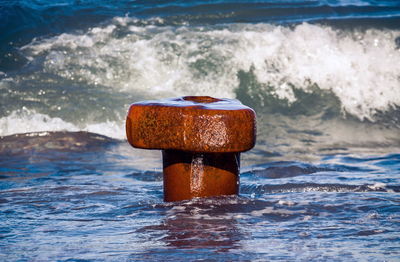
126,96,256,202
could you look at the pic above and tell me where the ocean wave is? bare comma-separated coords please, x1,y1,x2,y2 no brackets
0,108,125,139
241,182,400,194
0,131,115,156
1,18,400,138
17,19,400,120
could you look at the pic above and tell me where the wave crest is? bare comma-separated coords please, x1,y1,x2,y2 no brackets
18,19,400,121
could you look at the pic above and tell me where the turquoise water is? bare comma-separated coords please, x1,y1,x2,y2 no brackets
1,0,400,261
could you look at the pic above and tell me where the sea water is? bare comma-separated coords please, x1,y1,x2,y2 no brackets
0,0,399,261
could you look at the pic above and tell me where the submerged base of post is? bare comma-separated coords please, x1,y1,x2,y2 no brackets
162,150,240,202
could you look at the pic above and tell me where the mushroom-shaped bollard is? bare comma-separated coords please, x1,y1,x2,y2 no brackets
126,96,256,202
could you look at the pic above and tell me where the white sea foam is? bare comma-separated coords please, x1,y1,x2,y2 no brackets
0,108,78,136
368,182,387,190
2,19,398,138
20,18,400,121
84,121,125,140
0,109,125,139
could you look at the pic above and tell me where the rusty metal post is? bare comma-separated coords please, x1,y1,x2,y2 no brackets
126,96,256,202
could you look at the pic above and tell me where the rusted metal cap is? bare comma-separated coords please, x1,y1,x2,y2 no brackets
126,96,256,153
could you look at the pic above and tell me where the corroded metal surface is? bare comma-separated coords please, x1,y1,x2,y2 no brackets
126,96,256,201
162,150,239,202
126,96,256,153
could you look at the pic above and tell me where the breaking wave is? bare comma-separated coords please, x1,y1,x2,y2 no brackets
1,18,400,138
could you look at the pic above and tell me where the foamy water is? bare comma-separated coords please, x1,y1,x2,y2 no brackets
1,20,399,139
19,19,400,120
0,108,124,139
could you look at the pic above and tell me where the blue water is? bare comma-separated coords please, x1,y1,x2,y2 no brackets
1,0,400,261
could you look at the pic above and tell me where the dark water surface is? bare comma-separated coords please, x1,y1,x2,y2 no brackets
1,0,400,261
